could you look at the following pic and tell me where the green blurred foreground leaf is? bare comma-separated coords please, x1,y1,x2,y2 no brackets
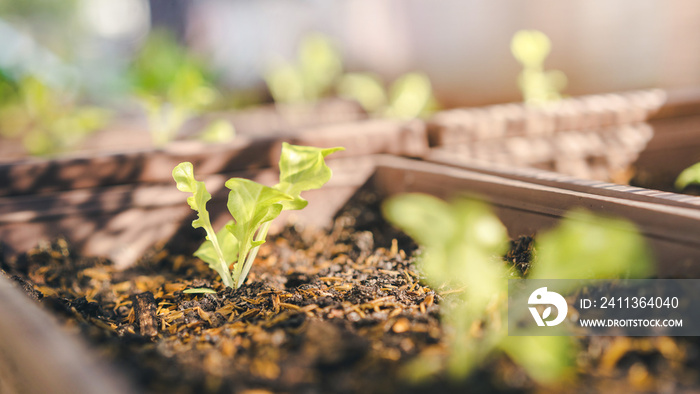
384,193,654,385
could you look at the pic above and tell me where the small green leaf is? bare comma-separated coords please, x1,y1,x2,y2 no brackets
275,142,344,210
500,336,575,384
194,221,239,278
337,72,387,113
511,29,551,68
530,209,655,281
383,194,507,292
173,162,213,231
382,193,455,248
298,33,342,101
224,178,292,280
385,72,433,119
675,162,700,190
183,288,217,294
173,162,234,288
200,119,236,143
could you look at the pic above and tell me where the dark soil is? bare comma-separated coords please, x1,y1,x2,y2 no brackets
3,191,699,393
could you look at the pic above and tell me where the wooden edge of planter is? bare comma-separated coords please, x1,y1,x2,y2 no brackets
0,118,427,197
0,155,377,269
424,151,700,209
649,87,700,120
3,152,698,274
370,155,700,277
0,272,139,394
181,98,368,138
425,89,667,147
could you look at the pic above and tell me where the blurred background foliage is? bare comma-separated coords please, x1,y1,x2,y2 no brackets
1,0,699,155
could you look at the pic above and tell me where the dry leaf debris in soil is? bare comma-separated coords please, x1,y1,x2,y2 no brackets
1,193,699,393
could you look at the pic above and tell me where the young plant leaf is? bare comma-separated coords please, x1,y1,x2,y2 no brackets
183,288,217,294
173,162,234,288
173,162,213,230
224,178,292,284
530,208,655,281
675,162,700,191
194,221,239,280
275,142,344,210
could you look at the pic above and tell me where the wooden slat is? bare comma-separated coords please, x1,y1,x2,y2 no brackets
0,118,427,197
0,156,376,268
0,273,139,394
371,156,700,277
425,151,700,209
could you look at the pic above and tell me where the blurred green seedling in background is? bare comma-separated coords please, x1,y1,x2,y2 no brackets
130,30,234,146
0,75,109,156
265,33,343,105
674,162,700,192
266,33,438,119
383,194,654,386
338,71,439,119
511,29,567,106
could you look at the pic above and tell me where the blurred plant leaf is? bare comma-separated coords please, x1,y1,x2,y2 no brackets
130,30,218,145
675,162,700,191
500,336,576,384
265,33,342,104
385,72,435,119
336,72,387,113
199,119,236,143
298,33,342,101
511,30,551,68
530,209,655,281
0,76,108,156
511,30,566,105
384,193,654,386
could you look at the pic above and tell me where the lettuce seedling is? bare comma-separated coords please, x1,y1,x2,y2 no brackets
337,71,439,119
265,33,343,105
511,30,567,106
173,143,343,289
130,30,231,146
0,76,109,156
383,193,654,385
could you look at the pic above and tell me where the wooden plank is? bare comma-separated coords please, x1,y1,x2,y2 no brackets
426,151,700,209
0,156,376,268
0,273,138,394
426,90,665,147
0,118,426,197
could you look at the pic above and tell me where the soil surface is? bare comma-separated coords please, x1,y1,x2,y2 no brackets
2,190,699,393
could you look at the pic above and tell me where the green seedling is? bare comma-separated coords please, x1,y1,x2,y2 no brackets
173,143,343,289
383,194,654,385
265,33,343,104
0,76,109,156
265,33,438,118
674,162,700,191
130,30,231,146
511,30,567,106
338,71,438,119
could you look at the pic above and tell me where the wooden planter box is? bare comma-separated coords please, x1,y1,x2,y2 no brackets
427,88,700,189
0,98,367,162
1,154,700,393
631,88,700,191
